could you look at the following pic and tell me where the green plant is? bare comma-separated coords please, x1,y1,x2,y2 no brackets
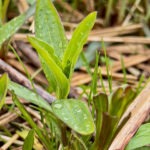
126,123,150,150
0,0,142,149
7,0,96,149
0,1,35,58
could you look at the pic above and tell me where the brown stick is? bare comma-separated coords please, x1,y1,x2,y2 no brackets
0,59,55,103
109,82,150,150
15,41,41,68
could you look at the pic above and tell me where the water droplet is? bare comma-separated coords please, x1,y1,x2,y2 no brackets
74,125,78,130
54,103,62,109
38,25,42,29
64,117,68,121
77,109,81,113
80,32,84,36
58,42,62,49
86,124,90,130
62,112,65,115
30,93,36,97
86,23,90,27
83,114,87,120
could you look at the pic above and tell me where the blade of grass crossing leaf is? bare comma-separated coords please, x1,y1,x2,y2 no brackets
62,12,97,79
9,44,36,94
0,73,8,109
23,129,34,150
35,0,68,58
28,37,69,99
0,14,25,46
12,93,52,150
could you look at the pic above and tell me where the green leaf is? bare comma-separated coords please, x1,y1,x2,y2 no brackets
28,37,69,99
126,123,150,150
98,113,118,150
0,14,25,46
109,86,135,119
8,81,52,112
91,93,108,150
12,93,52,149
0,73,8,109
28,37,62,68
52,99,95,135
35,0,68,58
23,129,34,150
62,12,97,79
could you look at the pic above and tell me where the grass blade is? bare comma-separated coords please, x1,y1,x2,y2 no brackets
23,129,34,150
12,93,52,150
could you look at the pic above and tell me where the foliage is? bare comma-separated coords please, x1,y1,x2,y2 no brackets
90,86,136,150
126,123,150,150
0,73,8,109
0,0,148,149
0,1,35,58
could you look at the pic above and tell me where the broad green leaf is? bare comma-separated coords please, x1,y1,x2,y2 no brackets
35,0,68,58
0,73,8,109
28,37,69,99
52,99,95,135
8,81,52,112
23,129,34,150
62,12,97,79
12,93,52,149
0,14,25,46
91,93,108,150
126,123,150,150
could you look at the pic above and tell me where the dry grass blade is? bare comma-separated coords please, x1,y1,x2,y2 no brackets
0,110,20,126
90,24,142,37
108,54,150,72
1,134,19,150
55,0,84,20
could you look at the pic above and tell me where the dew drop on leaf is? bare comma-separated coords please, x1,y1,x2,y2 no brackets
53,103,62,109
83,114,87,120
77,109,81,113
